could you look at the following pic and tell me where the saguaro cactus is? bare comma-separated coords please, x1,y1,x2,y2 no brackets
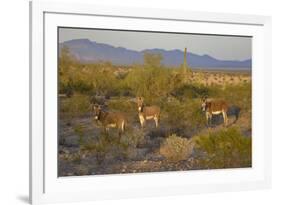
183,47,187,73
182,47,191,82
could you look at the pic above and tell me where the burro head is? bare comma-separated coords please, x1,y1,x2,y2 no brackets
92,104,102,120
201,96,207,112
136,96,144,112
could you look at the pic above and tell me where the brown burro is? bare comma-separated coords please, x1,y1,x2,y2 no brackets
92,104,127,141
201,97,228,126
136,97,160,128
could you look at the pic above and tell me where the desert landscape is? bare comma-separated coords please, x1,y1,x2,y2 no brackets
58,42,252,176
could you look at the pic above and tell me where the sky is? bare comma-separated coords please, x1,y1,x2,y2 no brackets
59,27,252,61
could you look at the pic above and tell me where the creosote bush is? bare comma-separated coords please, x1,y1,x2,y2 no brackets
60,94,90,119
107,98,135,113
194,127,252,169
81,135,111,164
163,100,206,136
81,130,146,163
160,134,194,162
121,129,145,148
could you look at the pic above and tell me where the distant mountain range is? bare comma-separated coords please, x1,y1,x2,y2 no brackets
59,39,251,70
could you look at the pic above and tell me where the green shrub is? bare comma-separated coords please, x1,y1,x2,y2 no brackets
108,98,136,113
60,94,90,118
143,52,163,68
172,84,210,100
194,127,252,169
81,135,111,164
189,102,207,128
163,100,205,134
222,83,251,111
81,131,143,163
160,134,194,162
121,129,145,148
124,66,172,101
203,83,251,112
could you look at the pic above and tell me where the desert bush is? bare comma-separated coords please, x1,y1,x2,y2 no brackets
160,134,194,162
59,78,74,97
71,79,93,94
92,71,121,96
221,83,251,111
172,84,210,100
107,98,136,113
124,65,173,102
59,46,78,83
60,94,90,118
121,129,145,148
81,129,145,163
81,135,111,164
163,100,205,136
59,51,128,96
143,52,163,68
194,127,252,169
188,101,207,128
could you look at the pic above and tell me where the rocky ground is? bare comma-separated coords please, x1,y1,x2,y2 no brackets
58,108,250,177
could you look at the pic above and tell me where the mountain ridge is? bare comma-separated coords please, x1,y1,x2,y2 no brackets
59,39,251,70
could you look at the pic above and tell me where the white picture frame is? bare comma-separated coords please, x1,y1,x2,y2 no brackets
30,1,272,204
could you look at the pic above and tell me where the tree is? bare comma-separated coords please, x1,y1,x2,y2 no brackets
143,52,163,68
59,46,77,95
59,46,76,67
